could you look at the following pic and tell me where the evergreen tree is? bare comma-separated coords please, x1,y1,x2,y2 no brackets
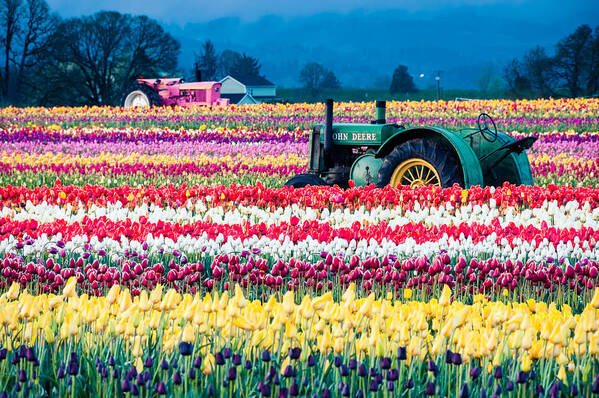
390,65,417,94
320,70,341,89
195,40,218,80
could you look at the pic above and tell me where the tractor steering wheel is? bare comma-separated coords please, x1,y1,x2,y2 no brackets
477,113,498,143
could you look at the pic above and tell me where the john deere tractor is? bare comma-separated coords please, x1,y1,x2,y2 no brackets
285,99,536,189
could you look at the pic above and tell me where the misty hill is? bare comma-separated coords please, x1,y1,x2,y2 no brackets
166,7,584,89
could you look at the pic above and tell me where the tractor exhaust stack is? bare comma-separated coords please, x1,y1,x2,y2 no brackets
323,99,334,168
375,100,386,124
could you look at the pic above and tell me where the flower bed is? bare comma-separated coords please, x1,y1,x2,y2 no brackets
0,99,598,396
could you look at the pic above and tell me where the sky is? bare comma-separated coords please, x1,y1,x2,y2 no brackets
46,0,598,26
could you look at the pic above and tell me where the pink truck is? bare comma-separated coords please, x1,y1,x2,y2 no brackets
121,78,229,107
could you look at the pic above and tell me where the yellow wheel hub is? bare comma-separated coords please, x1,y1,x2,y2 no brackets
390,158,441,187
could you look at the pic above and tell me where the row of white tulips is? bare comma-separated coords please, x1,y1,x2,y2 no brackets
0,229,595,264
2,199,598,229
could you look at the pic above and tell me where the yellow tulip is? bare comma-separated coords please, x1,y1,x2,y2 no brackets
439,285,451,307
43,325,55,344
280,356,291,375
592,288,599,308
557,365,567,382
62,277,78,298
149,285,162,304
203,354,215,375
138,291,151,312
181,324,195,343
6,282,20,300
106,284,120,305
520,355,532,372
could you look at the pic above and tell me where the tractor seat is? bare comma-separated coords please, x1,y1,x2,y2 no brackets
497,136,537,154
478,136,537,162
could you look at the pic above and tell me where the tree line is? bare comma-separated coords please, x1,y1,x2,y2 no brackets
0,1,181,106
297,24,599,99
298,60,417,97
193,40,264,82
504,24,599,98
1,0,597,106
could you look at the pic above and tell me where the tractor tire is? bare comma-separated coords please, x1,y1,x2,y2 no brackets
377,138,464,188
284,173,327,188
121,81,162,107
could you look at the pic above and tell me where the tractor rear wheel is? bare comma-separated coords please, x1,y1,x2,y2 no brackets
377,138,464,188
284,173,327,188
121,81,162,107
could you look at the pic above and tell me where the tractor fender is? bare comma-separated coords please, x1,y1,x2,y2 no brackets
512,152,534,185
375,127,485,188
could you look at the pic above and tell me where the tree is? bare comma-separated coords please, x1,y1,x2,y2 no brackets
229,53,261,77
523,46,557,98
0,0,22,100
320,70,341,89
50,11,180,105
554,24,593,98
219,49,241,77
390,64,417,94
504,24,599,99
299,62,325,95
588,26,599,95
12,0,59,101
0,0,59,104
122,15,180,84
195,40,218,81
504,59,531,98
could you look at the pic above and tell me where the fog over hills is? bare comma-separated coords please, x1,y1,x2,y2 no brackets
46,0,599,89
165,6,596,89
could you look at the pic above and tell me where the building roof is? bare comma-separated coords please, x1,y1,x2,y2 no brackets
225,74,275,87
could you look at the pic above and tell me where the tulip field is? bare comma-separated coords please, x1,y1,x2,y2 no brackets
1,98,599,397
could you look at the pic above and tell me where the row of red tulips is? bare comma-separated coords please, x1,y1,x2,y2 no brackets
1,216,595,247
1,183,598,210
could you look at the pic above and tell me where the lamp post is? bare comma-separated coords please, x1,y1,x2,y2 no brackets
435,71,442,101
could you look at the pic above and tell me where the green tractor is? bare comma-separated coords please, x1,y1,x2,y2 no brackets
285,99,536,189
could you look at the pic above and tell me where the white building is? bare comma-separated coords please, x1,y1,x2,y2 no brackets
219,74,277,104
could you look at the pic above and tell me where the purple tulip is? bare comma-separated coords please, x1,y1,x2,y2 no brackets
261,350,271,362
173,371,182,385
160,359,169,370
289,347,301,360
232,354,241,366
121,379,131,392
227,366,237,381
426,382,436,395
460,383,470,398
398,347,407,360
494,366,503,379
178,342,192,356
156,381,167,395
193,356,202,369
290,382,299,396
